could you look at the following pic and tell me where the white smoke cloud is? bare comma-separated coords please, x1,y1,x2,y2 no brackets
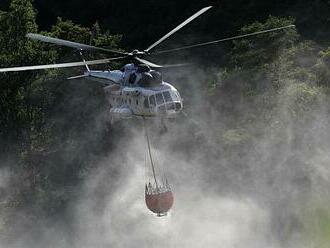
72,147,274,248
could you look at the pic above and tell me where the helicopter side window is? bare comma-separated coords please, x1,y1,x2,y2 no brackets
144,98,149,108
163,91,172,102
149,95,156,106
156,93,164,105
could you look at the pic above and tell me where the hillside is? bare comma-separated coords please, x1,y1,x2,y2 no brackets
1,0,330,247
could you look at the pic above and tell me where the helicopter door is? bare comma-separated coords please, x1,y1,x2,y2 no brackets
149,95,156,113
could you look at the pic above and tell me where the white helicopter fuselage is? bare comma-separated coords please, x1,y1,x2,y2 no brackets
84,64,183,120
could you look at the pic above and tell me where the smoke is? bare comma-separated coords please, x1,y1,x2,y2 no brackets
69,134,273,248
0,168,10,190
2,46,330,248
57,61,328,248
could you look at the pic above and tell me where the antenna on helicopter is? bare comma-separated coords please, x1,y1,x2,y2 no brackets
79,50,90,72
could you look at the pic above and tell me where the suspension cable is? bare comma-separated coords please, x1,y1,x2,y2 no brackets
143,118,159,190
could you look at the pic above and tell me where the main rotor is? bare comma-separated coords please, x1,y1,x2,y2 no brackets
0,6,295,72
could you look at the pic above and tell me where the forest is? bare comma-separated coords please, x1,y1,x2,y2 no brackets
1,0,330,247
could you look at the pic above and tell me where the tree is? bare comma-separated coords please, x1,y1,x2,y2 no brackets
230,16,299,70
0,0,55,158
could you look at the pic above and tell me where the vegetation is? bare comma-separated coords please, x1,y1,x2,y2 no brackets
0,0,121,239
0,0,330,246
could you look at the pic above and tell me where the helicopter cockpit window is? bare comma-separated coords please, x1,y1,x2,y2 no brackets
156,93,164,105
149,95,156,106
163,91,172,102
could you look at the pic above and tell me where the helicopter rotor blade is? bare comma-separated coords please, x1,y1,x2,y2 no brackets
27,33,127,55
145,6,212,52
134,57,163,68
161,63,192,68
153,25,295,55
135,57,190,68
0,57,125,72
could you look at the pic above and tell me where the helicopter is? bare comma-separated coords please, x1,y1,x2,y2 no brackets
0,6,295,121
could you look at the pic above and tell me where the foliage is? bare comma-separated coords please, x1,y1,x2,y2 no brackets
230,16,298,69
279,82,323,120
204,16,330,153
303,207,330,248
314,46,330,87
0,0,121,237
0,0,55,157
1,0,330,244
265,41,320,89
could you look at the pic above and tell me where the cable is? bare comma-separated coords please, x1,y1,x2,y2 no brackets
143,118,159,190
